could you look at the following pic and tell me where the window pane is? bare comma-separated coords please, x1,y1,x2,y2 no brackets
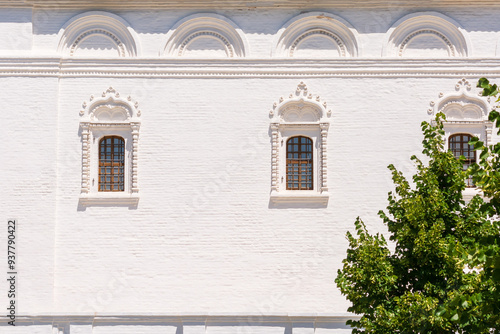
99,136,125,192
286,136,313,190
448,133,475,188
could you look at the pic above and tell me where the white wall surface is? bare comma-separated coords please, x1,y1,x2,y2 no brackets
23,7,500,58
1,2,499,332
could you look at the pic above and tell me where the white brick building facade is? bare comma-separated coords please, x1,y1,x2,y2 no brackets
0,1,498,333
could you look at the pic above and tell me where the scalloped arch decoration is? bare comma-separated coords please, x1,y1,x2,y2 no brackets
79,87,142,122
428,78,492,144
162,13,248,58
428,78,490,118
57,11,139,57
273,12,359,58
383,12,470,57
269,82,332,120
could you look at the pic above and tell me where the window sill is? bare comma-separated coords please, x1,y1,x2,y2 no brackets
270,191,329,205
79,193,139,206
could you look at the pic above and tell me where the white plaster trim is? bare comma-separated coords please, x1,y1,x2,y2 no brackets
270,191,330,204
429,78,492,144
79,193,139,206
4,58,500,77
400,29,455,56
10,0,500,8
290,29,346,57
79,87,141,204
429,79,492,144
269,82,331,202
57,11,140,57
162,13,248,58
383,12,471,57
273,12,359,57
429,78,490,116
2,313,360,327
79,86,142,120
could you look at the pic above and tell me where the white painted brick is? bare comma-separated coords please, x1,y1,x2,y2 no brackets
0,3,499,334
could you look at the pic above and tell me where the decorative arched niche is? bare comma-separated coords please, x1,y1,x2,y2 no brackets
57,11,139,57
383,12,470,58
79,87,141,206
273,12,359,58
162,13,248,58
269,82,331,205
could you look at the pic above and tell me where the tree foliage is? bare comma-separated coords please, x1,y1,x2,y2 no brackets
335,86,500,333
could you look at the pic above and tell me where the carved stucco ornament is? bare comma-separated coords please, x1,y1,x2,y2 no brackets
428,78,493,146
79,87,142,200
428,78,489,116
269,82,331,118
269,82,331,198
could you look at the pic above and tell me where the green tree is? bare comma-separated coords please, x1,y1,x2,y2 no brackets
335,111,499,333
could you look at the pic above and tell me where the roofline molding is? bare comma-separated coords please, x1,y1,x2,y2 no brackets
4,0,500,8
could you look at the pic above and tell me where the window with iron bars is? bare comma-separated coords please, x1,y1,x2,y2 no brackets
99,136,125,192
286,136,313,190
448,133,476,187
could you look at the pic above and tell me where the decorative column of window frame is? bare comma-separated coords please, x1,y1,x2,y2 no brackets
80,122,91,194
131,122,140,193
320,122,329,193
485,122,493,146
271,122,280,192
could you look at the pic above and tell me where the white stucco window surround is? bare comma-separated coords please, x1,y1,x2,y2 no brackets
429,78,493,200
79,87,141,206
269,82,331,205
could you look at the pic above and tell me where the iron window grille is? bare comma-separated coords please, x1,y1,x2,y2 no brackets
448,133,476,187
99,136,125,192
286,136,313,190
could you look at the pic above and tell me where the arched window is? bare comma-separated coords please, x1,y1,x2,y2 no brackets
448,133,475,187
99,136,125,192
286,136,313,190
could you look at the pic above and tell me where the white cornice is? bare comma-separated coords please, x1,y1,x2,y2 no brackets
2,0,500,8
1,57,500,78
2,313,360,324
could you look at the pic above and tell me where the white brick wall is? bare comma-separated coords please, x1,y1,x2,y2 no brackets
1,2,499,332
